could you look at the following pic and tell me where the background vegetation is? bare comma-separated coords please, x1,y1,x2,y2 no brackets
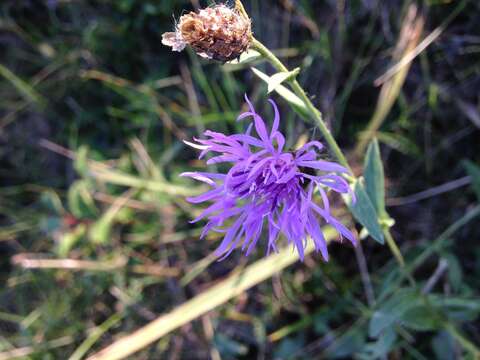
1,0,479,359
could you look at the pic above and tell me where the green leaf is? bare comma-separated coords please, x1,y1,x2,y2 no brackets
364,139,386,218
67,180,98,219
376,131,421,157
443,254,463,292
57,224,87,257
89,216,113,245
432,296,480,322
369,289,419,337
273,335,305,359
377,267,403,300
74,145,89,176
345,178,384,244
360,328,397,359
267,68,300,94
401,305,442,332
226,49,261,64
325,326,366,358
463,160,480,201
432,331,456,360
251,67,308,115
40,190,65,215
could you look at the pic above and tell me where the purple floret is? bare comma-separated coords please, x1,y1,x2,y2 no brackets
181,96,356,261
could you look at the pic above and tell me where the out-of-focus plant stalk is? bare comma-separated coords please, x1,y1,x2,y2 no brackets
444,322,480,358
234,0,249,19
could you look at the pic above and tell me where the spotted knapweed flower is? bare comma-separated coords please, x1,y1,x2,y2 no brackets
162,4,252,62
181,97,356,261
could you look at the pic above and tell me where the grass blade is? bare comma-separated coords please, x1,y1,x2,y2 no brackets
69,313,123,360
0,63,46,108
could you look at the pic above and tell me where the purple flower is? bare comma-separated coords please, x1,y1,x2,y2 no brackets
181,97,356,261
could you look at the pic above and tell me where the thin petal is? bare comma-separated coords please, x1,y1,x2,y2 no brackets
271,132,285,153
268,99,280,136
276,166,298,184
230,134,264,147
247,157,272,179
306,212,329,261
297,160,349,174
215,213,247,258
180,172,217,186
245,220,263,256
206,155,240,165
318,186,330,213
183,139,209,151
310,203,356,245
296,141,324,154
186,188,223,204
191,200,232,223
243,95,272,147
267,215,280,255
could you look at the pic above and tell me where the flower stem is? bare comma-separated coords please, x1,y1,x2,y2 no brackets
384,228,405,267
234,0,249,19
251,38,351,172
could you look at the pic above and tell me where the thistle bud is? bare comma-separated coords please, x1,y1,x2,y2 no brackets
162,4,252,62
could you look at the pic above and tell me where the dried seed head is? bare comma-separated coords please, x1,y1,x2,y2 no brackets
162,4,252,62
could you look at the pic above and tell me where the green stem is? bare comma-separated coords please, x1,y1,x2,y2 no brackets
444,322,480,358
384,228,405,267
234,0,249,19
251,38,351,172
384,227,413,278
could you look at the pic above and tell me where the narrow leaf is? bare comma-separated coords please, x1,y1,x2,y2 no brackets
68,180,98,219
0,63,46,108
267,68,300,94
376,131,421,156
227,49,261,64
89,217,113,245
74,146,89,176
57,224,87,257
401,305,441,332
345,178,384,244
324,324,366,358
364,139,386,218
369,289,419,337
251,67,307,113
69,313,124,360
443,254,463,292
361,328,397,358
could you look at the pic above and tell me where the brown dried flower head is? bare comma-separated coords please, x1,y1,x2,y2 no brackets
162,4,252,62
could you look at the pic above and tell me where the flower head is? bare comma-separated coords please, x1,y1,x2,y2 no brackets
162,4,252,62
181,97,356,261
